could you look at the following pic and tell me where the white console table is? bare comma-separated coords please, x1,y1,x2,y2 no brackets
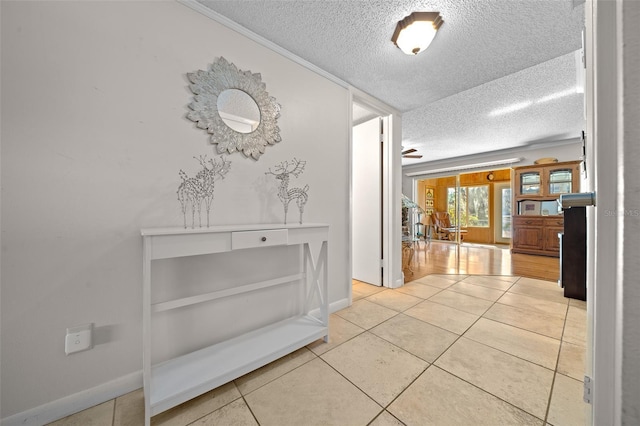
141,223,329,425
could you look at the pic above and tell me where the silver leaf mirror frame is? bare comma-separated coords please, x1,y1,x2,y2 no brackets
187,57,282,160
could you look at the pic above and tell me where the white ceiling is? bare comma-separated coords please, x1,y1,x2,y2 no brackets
195,0,585,164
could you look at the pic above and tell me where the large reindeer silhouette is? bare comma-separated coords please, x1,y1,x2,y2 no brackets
265,158,309,224
177,155,231,228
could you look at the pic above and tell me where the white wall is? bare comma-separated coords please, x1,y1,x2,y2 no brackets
620,1,640,422
0,0,350,419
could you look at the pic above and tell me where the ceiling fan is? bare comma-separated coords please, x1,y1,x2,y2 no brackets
402,148,423,159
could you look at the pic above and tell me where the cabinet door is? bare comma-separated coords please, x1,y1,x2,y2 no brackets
516,169,542,196
543,226,563,253
547,168,574,195
543,218,564,256
513,226,543,251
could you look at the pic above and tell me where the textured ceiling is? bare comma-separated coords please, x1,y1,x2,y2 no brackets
195,0,585,164
401,51,585,164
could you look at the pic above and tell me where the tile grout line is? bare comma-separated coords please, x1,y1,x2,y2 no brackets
425,365,548,423
480,308,566,341
315,345,389,421
424,332,549,420
379,364,431,418
111,396,116,426
364,402,405,426
246,275,571,424
444,307,576,419
321,286,468,424
178,351,322,426
369,276,497,419
543,300,572,425
233,349,320,399
240,394,261,426
441,280,511,301
225,351,324,426
375,290,552,423
458,321,561,371
445,282,569,373
361,292,425,314
334,304,402,332
416,275,554,422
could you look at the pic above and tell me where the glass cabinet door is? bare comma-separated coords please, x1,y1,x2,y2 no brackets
548,169,573,194
520,171,541,195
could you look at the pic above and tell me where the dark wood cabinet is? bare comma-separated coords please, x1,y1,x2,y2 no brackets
561,207,587,300
511,161,581,257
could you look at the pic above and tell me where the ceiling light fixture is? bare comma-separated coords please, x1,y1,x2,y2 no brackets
392,12,443,55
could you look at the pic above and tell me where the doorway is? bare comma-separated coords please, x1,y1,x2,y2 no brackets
352,115,383,286
350,92,403,289
415,169,512,246
494,182,512,244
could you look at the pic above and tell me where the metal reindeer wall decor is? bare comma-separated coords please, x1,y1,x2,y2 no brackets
265,158,309,224
177,155,231,229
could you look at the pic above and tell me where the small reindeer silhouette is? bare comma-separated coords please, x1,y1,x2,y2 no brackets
266,158,309,224
178,155,231,228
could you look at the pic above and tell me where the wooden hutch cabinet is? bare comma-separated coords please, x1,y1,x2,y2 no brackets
511,160,581,256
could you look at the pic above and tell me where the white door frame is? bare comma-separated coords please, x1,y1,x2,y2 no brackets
350,87,403,289
587,0,627,423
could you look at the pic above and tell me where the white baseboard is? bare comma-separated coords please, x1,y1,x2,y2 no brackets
1,371,142,426
330,297,350,313
391,273,405,289
308,297,351,320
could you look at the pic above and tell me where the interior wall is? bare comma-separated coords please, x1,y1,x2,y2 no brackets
621,0,640,422
0,0,350,418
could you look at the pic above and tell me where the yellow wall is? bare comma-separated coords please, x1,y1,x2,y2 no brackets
418,169,511,244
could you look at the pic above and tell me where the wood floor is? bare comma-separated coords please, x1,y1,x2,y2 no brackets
403,240,560,282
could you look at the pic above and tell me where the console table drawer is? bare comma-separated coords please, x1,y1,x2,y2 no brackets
232,229,288,250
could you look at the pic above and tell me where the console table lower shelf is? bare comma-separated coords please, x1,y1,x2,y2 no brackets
141,224,329,425
150,315,327,416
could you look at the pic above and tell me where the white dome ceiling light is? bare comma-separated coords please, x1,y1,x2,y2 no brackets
391,12,443,55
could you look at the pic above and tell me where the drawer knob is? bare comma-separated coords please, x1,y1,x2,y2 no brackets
261,237,267,242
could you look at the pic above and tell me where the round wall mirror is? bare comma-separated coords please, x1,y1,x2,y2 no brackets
187,57,282,160
217,89,261,134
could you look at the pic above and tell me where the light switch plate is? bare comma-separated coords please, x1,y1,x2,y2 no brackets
65,323,93,355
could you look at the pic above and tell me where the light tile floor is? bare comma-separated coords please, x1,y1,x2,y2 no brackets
49,275,588,426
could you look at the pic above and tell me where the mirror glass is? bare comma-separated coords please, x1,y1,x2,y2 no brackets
217,89,260,133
